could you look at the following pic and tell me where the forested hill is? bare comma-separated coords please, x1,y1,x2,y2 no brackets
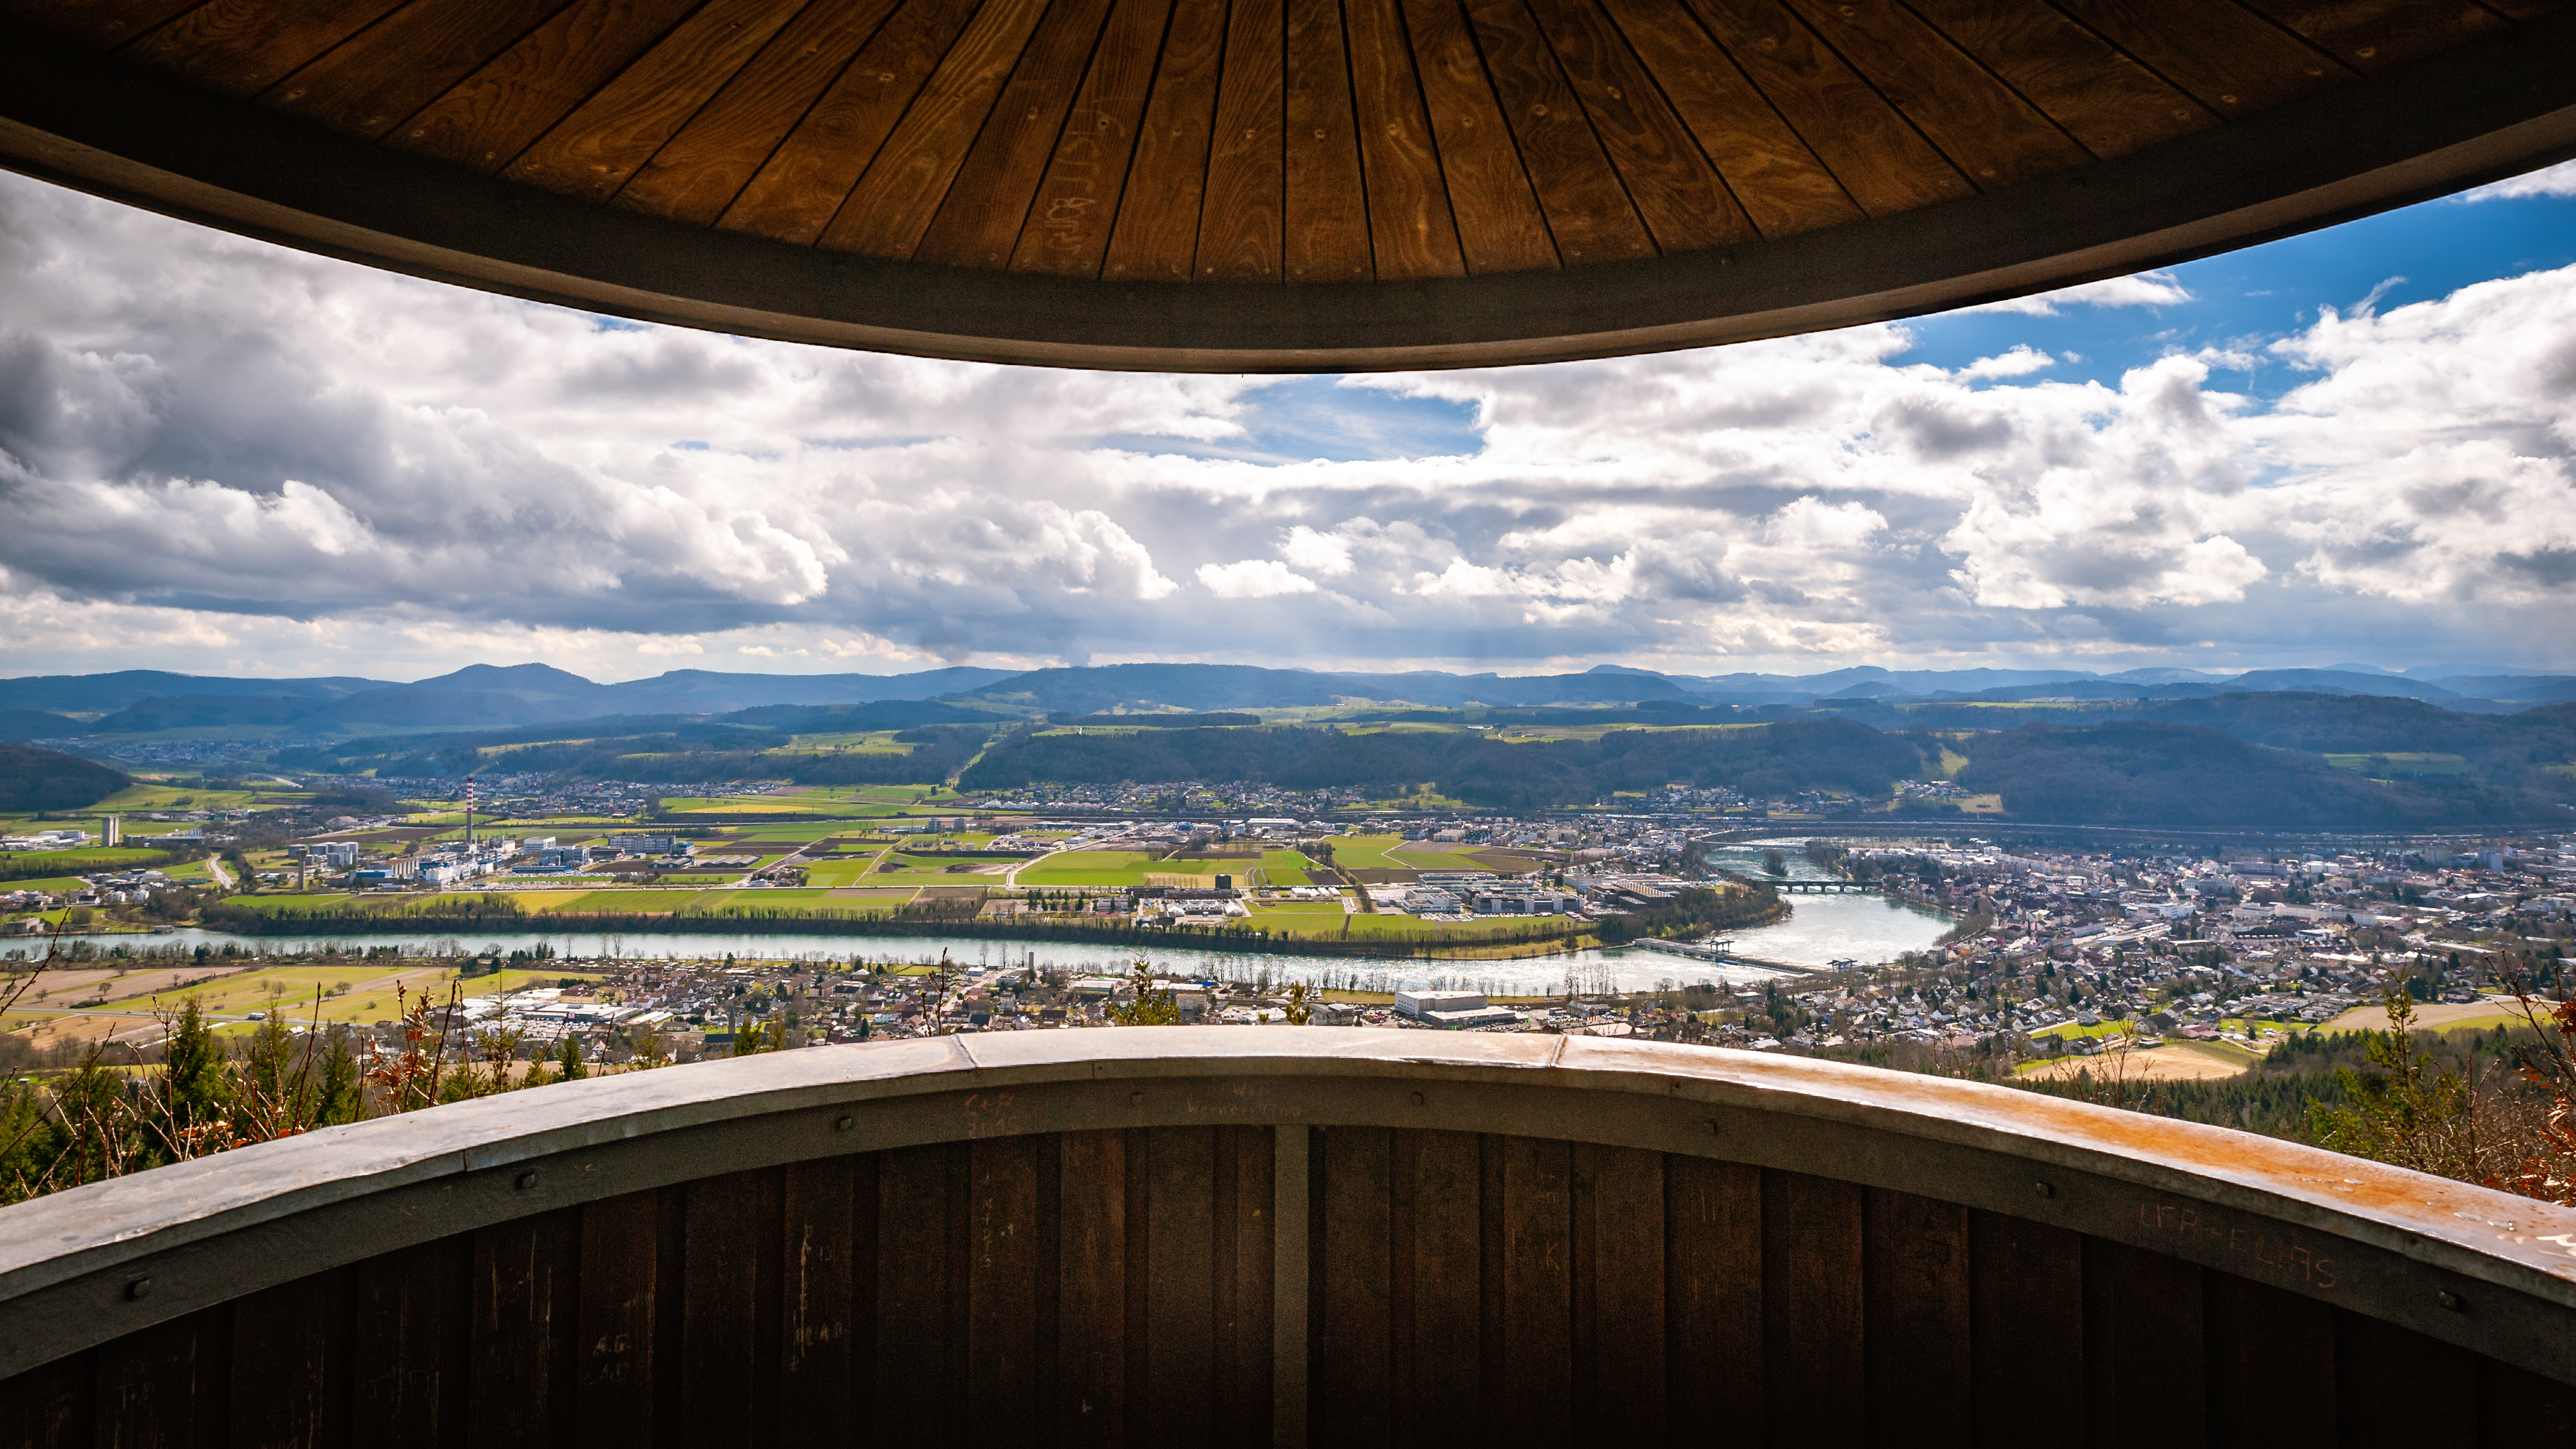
1953,723,2550,828
964,719,1929,808
961,717,2567,824
0,745,131,812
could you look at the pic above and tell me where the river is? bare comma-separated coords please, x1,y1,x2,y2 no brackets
9,839,1949,994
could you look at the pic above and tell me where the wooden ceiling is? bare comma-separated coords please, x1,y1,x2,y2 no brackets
4,0,2575,368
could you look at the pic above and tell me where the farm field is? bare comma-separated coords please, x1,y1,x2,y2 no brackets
1244,904,1349,934
1328,835,1495,873
1017,851,1228,888
3,875,97,895
4,847,174,873
529,890,689,913
802,858,887,887
2018,1044,2250,1083
13,963,607,1033
1254,850,1315,887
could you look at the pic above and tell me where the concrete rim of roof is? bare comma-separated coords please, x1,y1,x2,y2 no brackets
4,13,2576,373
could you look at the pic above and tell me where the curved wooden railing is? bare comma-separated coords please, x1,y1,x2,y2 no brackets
3,1030,2572,1446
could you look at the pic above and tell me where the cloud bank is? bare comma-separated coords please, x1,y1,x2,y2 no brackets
0,172,2570,681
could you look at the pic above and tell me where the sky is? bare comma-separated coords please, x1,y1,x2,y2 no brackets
2,160,2574,685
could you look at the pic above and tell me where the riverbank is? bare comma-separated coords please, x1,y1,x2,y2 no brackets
177,907,1757,964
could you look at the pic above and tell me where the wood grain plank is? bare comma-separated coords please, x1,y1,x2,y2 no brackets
468,1208,573,1441
1143,1125,1218,1443
392,0,704,173
1966,1209,2080,1445
1007,0,1174,274
873,1143,962,1445
2335,1312,2475,1449
2480,1358,2576,1442
1461,0,1655,263
265,0,568,140
1284,0,1373,280
1665,1156,1759,1449
2054,0,2348,117
505,0,807,202
721,0,989,243
679,1172,763,1441
1317,1126,1394,1446
1058,1129,1127,1446
824,0,1062,257
1477,1133,1507,1434
574,1189,659,1449
1393,1129,1481,1449
0,1348,91,1449
226,1276,340,1441
348,1238,465,1449
1778,0,2087,186
228,1271,341,1449
2205,1271,2333,1446
1901,0,2211,162
1341,0,1466,277
965,1135,1044,1448
95,1305,226,1448
2081,1238,2203,1449
1677,0,1966,216
1126,1127,1153,1445
2235,0,2508,75
1500,1135,1572,1449
0,0,204,49
1215,1126,1275,1449
1861,1188,1967,1449
1526,0,1751,252
123,0,413,98
1198,0,1290,279
1574,1144,1664,1444
650,1187,687,1443
1401,0,1555,272
917,0,1123,267
619,0,911,224
1099,0,1230,279
779,1158,856,1448
1592,0,1852,237
1762,1170,1862,1449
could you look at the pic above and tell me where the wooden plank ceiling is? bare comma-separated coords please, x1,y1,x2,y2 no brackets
12,0,2562,286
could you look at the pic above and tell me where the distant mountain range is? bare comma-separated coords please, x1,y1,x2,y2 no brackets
1,660,2572,738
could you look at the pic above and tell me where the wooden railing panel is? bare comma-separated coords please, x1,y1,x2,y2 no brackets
346,1237,462,1448
226,1272,339,1448
1862,1187,1970,1449
1390,1127,1482,1449
2481,1358,2576,1440
2205,1272,2334,1445
1575,1143,1665,1444
969,1133,1045,1447
873,1143,964,1443
1315,1126,1392,1446
1664,1155,1760,1449
1763,1170,1865,1446
573,1189,659,1446
2337,1312,2480,1449
8,1033,2576,1446
1216,1126,1275,1448
2084,1239,2205,1448
1966,1209,2082,1441
1057,1129,1126,1446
